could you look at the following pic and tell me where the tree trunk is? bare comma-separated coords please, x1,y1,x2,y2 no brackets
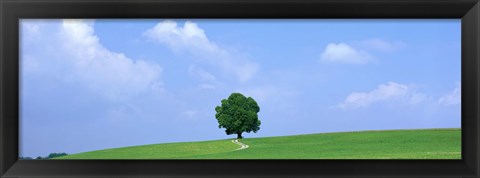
237,132,243,139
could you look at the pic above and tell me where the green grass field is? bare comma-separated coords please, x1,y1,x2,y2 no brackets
56,128,461,159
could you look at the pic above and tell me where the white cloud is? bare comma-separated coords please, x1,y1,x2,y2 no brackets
22,19,164,101
438,83,461,106
144,20,259,82
143,20,218,54
319,39,405,64
338,82,426,109
320,43,375,64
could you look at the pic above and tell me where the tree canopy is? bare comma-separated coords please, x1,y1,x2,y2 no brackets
215,93,261,139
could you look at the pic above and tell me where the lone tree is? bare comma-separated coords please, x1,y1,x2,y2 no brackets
215,93,261,139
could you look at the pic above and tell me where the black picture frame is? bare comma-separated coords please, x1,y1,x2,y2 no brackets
1,0,479,177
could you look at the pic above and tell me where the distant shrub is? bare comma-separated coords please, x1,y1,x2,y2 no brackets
21,152,68,160
47,152,68,158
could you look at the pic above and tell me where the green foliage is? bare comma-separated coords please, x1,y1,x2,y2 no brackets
215,93,261,138
47,152,68,158
21,152,68,160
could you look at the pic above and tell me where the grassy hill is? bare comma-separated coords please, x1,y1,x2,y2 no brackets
56,128,461,159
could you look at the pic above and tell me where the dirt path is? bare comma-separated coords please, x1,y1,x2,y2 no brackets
231,139,249,150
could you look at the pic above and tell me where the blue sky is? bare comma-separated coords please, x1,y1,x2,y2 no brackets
20,19,460,157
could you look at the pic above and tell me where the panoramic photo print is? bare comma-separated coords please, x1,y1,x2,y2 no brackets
20,19,460,159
